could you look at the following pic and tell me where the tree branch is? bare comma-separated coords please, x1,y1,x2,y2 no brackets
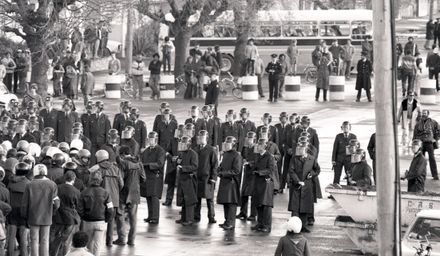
3,25,26,38
191,0,228,32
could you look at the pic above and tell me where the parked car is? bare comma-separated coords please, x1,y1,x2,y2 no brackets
402,210,440,256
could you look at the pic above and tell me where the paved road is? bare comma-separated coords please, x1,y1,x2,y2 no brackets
51,75,440,256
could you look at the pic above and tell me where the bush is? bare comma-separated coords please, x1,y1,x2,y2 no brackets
133,21,160,57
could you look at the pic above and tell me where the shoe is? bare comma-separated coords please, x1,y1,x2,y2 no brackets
175,219,183,224
182,221,193,226
356,99,360,102
328,195,334,200
260,95,265,98
194,218,201,223
113,240,126,246
149,219,159,224
268,99,272,102
315,98,318,102
219,223,225,228
106,243,113,247
208,218,217,224
251,225,261,231
274,99,278,103
259,227,270,233
143,218,151,223
247,216,256,221
162,201,171,206
279,94,283,98
368,99,373,102
301,227,311,233
324,98,327,102
222,225,235,230
307,220,315,226
127,241,135,246
236,213,247,220
434,176,439,180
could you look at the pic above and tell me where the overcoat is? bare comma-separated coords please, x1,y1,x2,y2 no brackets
176,149,199,206
195,144,218,199
217,149,242,205
140,145,166,198
355,59,373,90
252,151,276,207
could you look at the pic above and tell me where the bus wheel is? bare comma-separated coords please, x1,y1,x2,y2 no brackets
221,54,234,73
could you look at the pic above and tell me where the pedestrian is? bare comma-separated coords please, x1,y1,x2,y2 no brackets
404,36,420,57
204,72,220,115
413,109,439,180
183,55,197,99
331,121,357,187
175,136,198,226
80,65,95,107
401,139,427,193
400,50,417,97
311,45,321,67
265,54,282,103
275,112,289,193
219,110,243,150
349,149,373,188
342,39,355,80
255,57,266,98
355,51,373,102
329,40,343,75
108,52,121,75
52,60,65,97
257,113,279,145
251,138,276,233
274,216,311,256
214,45,223,73
426,46,440,92
315,47,332,102
367,133,376,183
426,19,435,50
21,164,60,256
90,100,111,156
194,130,218,224
235,108,257,153
361,38,373,62
22,83,44,108
112,101,131,135
131,54,145,100
245,39,259,76
66,231,94,256
397,92,421,147
286,39,299,75
148,53,161,100
2,52,16,93
49,171,81,256
140,133,166,225
161,36,174,73
57,98,80,143
63,64,78,99
278,54,289,98
78,171,114,256
202,50,220,75
15,50,27,95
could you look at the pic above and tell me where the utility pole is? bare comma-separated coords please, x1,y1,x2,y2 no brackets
429,0,435,20
372,0,401,255
125,7,134,74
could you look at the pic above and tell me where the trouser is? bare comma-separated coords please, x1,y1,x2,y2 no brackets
422,141,439,178
149,74,160,99
278,76,285,97
146,196,160,221
257,74,264,96
434,34,440,45
315,88,327,100
425,39,434,49
106,207,119,245
401,71,415,96
7,225,29,256
82,89,91,107
4,73,13,93
246,59,255,75
195,198,215,220
116,203,138,243
343,60,352,78
30,225,50,256
82,220,106,256
181,203,195,222
197,76,204,98
132,75,144,99
53,79,62,96
13,71,19,93
290,60,297,75
333,160,352,184
239,195,257,217
93,39,100,58
428,70,440,91
280,153,291,190
17,71,27,94
372,159,376,183
356,88,371,100
163,54,171,72
256,205,272,230
165,184,175,203
49,224,75,256
223,204,237,227
268,78,279,101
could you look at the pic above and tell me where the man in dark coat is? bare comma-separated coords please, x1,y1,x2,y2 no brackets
217,136,242,230
426,19,435,49
256,113,279,145
288,141,321,232
258,126,282,192
56,99,80,143
100,129,120,163
235,108,257,153
175,136,198,226
274,112,289,193
219,110,243,150
90,101,111,154
126,108,147,149
251,139,276,233
350,149,373,188
157,108,178,153
434,18,440,45
140,133,166,225
194,130,218,223
402,139,427,193
355,51,373,102
291,116,320,158
204,73,220,115
367,133,376,182
265,53,282,102
153,102,178,133
195,106,215,146
80,101,94,140
426,46,440,91
114,146,145,246
120,127,140,157
113,103,131,136
331,121,357,186
39,96,58,131
185,106,202,131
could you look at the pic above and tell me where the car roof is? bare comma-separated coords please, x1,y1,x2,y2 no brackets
417,210,440,219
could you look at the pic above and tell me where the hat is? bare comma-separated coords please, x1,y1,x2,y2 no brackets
271,53,277,58
286,216,302,233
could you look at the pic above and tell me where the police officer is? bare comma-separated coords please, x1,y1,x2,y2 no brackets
291,116,320,157
401,139,427,192
48,153,66,181
185,105,201,127
153,102,177,132
113,101,131,135
157,108,178,153
275,112,289,193
350,148,373,188
141,132,166,224
331,121,357,187
72,149,91,186
251,138,276,233
39,96,58,130
56,98,80,143
257,113,279,145
13,119,36,146
72,127,92,152
175,136,198,226
120,126,140,157
217,136,242,230
41,127,57,147
194,130,218,223
100,129,120,163
235,108,257,153
219,110,242,151
8,100,21,120
80,100,94,140
113,101,129,129
237,131,258,221
126,107,147,149
28,116,41,144
90,100,111,153
265,53,282,102
4,119,18,144
259,126,281,192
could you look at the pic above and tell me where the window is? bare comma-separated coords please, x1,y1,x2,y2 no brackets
320,21,350,37
408,218,440,242
282,21,318,37
351,20,373,40
214,25,236,38
252,25,282,38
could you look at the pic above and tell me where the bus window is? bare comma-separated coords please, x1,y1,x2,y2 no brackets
351,21,373,40
201,25,215,37
320,21,350,37
258,25,281,37
282,21,318,37
214,25,236,38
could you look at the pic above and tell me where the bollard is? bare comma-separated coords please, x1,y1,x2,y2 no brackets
159,75,175,99
241,76,258,101
419,78,437,105
284,76,301,101
329,76,345,101
105,75,122,99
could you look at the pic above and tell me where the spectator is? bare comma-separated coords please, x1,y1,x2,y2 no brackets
52,59,65,97
108,52,121,75
22,83,44,108
15,50,27,95
21,164,60,256
161,36,174,73
311,45,321,67
214,45,223,72
286,39,299,75
401,139,427,192
63,64,78,99
71,27,83,53
435,18,440,45
80,65,95,107
404,36,420,57
148,53,161,100
66,231,94,256
278,54,289,98
401,50,417,97
193,52,204,99
398,92,421,147
329,40,343,75
205,72,220,115
245,39,259,76
265,54,282,103
131,54,145,100
315,47,332,102
202,51,220,75
426,46,440,92
2,52,16,93
255,57,265,98
342,39,355,80
426,19,435,50
99,22,109,57
274,217,311,256
361,38,372,62
355,51,373,102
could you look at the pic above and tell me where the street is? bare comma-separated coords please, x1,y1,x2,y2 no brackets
62,76,440,256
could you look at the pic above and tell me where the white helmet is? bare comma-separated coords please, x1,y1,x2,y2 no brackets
70,139,83,151
46,147,63,159
33,164,48,177
28,143,41,158
95,150,109,163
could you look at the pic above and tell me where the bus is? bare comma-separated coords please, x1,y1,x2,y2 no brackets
163,9,373,74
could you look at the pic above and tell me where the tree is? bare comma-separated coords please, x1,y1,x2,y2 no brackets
137,0,228,76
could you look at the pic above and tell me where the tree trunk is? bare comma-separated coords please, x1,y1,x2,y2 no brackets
232,29,250,76
126,8,134,75
430,0,435,20
394,0,400,18
27,35,49,96
174,29,191,76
